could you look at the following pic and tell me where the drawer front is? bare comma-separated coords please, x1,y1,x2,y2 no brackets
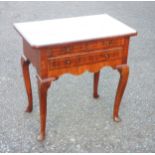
47,38,125,57
48,47,123,70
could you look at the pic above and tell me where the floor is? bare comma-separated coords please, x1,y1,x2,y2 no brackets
0,1,155,152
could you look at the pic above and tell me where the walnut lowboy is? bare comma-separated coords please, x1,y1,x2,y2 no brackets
15,14,137,140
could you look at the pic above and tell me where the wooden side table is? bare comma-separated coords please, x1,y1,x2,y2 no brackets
14,14,137,140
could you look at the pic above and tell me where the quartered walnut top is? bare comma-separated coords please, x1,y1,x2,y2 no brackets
14,14,137,48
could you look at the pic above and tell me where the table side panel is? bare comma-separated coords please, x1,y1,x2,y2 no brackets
122,36,130,63
23,40,49,78
23,39,40,68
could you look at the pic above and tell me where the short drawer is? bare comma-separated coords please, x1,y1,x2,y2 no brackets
47,37,125,57
48,47,123,70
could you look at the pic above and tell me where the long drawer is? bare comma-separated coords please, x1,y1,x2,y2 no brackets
48,47,123,70
47,38,125,57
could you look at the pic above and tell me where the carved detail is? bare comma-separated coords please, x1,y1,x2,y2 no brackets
113,64,129,122
21,55,33,112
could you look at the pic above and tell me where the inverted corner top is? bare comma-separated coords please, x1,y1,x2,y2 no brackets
14,14,137,48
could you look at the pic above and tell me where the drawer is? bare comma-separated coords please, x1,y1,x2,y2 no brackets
48,47,123,70
47,38,125,57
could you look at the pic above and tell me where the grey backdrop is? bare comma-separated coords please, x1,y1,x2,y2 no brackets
0,1,155,153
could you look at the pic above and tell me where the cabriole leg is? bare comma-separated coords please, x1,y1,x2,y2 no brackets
37,75,52,141
113,64,129,122
21,55,33,112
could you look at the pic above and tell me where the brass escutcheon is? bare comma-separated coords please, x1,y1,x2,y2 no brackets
65,59,71,64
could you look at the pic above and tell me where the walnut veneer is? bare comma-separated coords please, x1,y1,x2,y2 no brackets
14,14,137,140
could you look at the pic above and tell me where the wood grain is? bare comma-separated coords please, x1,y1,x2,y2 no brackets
46,37,125,57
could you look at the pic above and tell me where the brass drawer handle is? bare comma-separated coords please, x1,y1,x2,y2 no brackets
64,59,71,65
104,53,110,59
65,47,71,52
104,40,113,46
